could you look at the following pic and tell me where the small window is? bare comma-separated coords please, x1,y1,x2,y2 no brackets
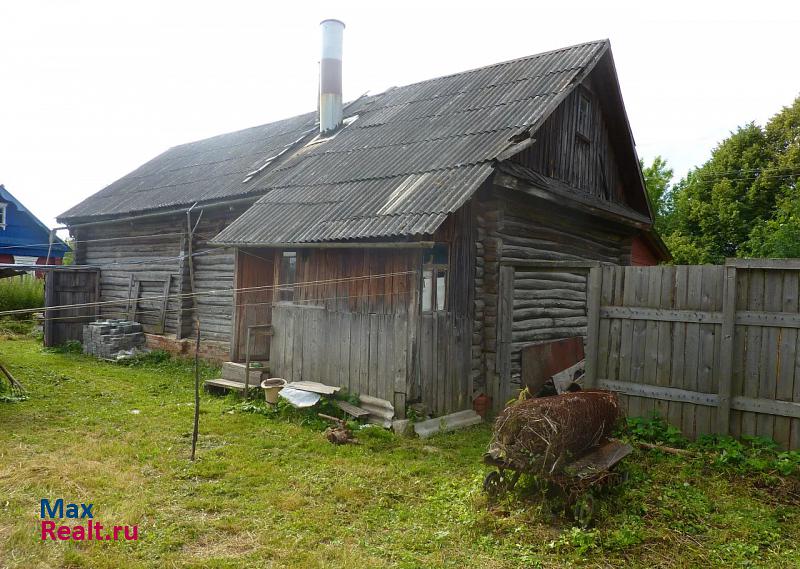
421,244,448,312
277,251,297,302
0,203,6,229
577,93,592,140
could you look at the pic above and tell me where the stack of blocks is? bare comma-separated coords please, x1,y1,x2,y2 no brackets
83,319,146,360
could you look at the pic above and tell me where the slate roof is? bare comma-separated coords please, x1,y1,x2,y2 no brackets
60,40,614,244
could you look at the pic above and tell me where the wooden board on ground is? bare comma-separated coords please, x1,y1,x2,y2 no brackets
204,378,260,392
289,381,340,395
335,400,371,419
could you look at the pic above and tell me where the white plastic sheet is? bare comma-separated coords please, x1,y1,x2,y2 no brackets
278,386,321,408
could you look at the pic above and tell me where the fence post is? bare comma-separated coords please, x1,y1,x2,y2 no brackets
716,263,737,435
584,266,602,388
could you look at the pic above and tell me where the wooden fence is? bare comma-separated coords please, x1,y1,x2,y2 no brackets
585,260,800,449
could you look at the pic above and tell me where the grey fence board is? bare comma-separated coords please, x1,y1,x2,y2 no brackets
587,261,800,449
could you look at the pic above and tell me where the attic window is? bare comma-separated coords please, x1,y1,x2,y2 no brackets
577,93,592,141
0,203,6,229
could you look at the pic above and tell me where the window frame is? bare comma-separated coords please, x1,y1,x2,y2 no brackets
576,91,592,142
420,244,449,313
276,251,297,303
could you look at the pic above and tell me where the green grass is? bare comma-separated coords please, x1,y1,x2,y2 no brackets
0,275,44,314
0,338,798,568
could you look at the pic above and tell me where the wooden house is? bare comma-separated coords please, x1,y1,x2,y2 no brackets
0,184,69,268
58,36,667,415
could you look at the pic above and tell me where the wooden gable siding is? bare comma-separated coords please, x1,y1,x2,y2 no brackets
511,80,627,206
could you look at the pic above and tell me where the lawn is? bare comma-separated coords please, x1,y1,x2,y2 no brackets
0,336,798,568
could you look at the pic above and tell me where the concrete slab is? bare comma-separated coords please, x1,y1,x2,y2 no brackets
413,409,482,439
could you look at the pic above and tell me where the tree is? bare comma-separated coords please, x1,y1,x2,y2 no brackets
640,156,674,233
662,96,800,264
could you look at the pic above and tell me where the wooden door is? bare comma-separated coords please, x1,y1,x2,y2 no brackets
232,249,274,362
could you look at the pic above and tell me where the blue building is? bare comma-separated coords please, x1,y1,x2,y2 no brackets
0,184,69,266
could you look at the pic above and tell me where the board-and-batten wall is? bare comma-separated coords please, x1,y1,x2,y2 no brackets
249,209,475,416
265,248,417,415
73,205,248,346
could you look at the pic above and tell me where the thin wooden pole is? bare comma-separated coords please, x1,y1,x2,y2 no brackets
244,327,252,397
584,266,603,388
187,205,201,461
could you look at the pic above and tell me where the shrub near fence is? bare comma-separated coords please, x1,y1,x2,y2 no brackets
585,260,800,450
0,275,44,315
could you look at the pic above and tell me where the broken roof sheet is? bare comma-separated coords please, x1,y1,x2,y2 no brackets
59,40,610,243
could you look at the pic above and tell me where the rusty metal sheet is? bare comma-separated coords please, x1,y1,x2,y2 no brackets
521,337,585,394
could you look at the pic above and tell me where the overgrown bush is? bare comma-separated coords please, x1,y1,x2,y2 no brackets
623,413,800,477
0,275,44,315
0,317,37,337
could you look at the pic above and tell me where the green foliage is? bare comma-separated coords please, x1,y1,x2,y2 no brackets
42,339,83,354
661,96,800,263
0,317,37,337
114,349,219,379
624,413,687,447
640,155,674,233
625,413,800,478
0,275,44,314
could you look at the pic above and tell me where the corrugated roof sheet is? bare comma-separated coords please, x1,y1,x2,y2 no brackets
59,40,610,243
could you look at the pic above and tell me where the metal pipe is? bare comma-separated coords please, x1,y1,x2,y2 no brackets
319,19,345,134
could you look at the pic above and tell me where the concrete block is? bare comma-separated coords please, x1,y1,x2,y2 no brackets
222,361,266,383
391,419,412,436
413,410,482,439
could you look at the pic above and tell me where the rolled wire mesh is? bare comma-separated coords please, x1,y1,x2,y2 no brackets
487,390,623,476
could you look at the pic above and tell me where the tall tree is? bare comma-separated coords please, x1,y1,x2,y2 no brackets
640,156,674,233
663,96,800,264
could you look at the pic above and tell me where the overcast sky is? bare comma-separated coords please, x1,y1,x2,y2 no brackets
1,0,798,230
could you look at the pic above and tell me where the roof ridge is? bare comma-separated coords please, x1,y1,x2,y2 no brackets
372,40,608,96
143,41,608,156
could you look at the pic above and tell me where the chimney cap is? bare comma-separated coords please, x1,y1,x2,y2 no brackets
320,18,346,28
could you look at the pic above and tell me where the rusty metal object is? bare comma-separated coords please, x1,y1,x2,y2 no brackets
521,337,585,395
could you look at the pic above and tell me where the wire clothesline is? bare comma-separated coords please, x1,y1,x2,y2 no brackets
31,288,417,323
0,270,420,318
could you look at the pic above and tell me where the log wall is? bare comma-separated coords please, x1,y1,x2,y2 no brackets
473,184,636,409
73,204,250,349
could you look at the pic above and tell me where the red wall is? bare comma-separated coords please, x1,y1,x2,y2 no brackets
631,235,659,266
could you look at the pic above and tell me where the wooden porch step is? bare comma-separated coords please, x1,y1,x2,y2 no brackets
204,378,261,392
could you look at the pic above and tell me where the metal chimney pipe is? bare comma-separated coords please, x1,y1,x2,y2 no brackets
319,19,345,134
